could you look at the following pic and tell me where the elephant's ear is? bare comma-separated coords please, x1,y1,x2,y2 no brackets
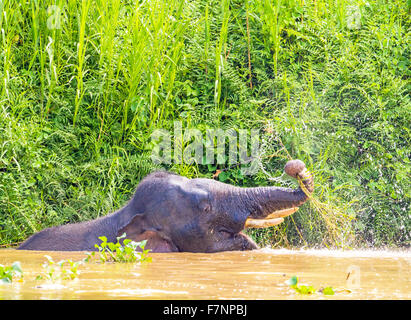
118,215,179,253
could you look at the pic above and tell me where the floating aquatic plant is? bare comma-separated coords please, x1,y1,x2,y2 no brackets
35,255,83,281
319,286,335,295
0,262,23,283
286,275,346,296
285,275,316,295
93,233,152,263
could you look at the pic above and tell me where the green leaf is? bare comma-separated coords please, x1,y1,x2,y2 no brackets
44,255,54,264
117,233,127,241
98,236,107,243
322,287,335,295
286,276,298,286
218,171,229,182
57,260,66,267
139,240,148,249
296,285,316,294
232,169,244,179
11,262,22,274
108,242,117,251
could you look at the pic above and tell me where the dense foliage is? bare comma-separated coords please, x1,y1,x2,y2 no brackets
0,0,409,248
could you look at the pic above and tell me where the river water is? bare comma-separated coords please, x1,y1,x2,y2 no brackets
0,248,410,300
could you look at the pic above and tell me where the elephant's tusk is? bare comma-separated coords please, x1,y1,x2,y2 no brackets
244,208,298,229
245,217,284,229
266,207,298,219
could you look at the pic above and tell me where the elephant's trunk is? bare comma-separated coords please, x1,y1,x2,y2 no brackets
239,160,313,220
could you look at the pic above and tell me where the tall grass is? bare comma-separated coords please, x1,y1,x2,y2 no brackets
0,0,409,248
214,0,230,110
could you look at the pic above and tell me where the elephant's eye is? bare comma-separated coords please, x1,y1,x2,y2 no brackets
218,228,232,239
199,200,210,212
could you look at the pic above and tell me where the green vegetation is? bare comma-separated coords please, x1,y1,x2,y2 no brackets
286,275,316,294
93,233,152,263
0,261,23,283
320,286,336,295
286,275,344,295
16,234,151,282
0,0,409,248
35,255,84,281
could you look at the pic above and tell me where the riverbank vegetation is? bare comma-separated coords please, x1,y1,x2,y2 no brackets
0,0,409,248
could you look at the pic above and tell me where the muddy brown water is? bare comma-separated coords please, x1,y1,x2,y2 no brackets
0,248,410,300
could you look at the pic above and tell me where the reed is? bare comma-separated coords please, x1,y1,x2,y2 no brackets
73,0,91,126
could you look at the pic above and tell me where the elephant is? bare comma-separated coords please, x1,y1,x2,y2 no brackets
18,159,313,252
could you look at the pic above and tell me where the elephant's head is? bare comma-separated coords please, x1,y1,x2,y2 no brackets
118,160,314,253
